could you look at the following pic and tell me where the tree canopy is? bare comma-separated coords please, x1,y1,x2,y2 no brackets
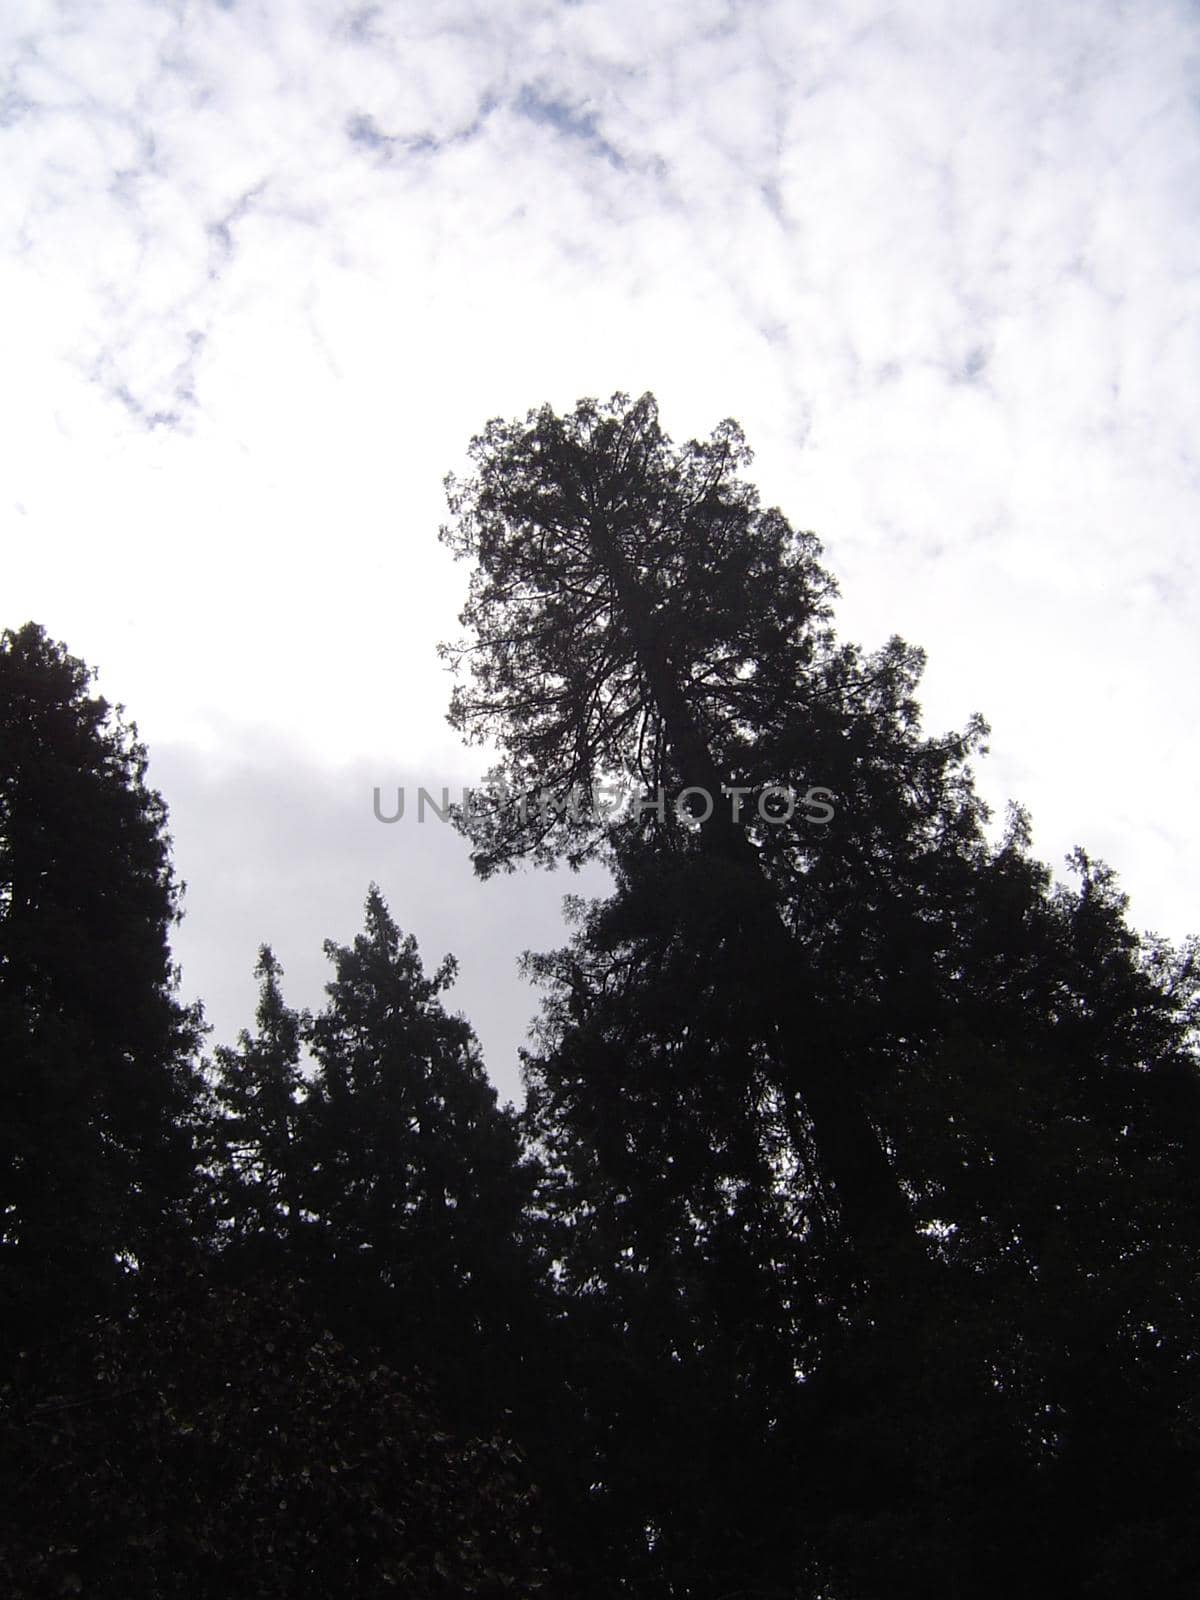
439,390,841,874
5,396,1198,1597
442,393,1200,1597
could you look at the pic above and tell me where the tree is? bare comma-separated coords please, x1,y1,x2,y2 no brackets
206,898,585,1569
439,392,993,1283
209,946,309,1270
0,623,203,1354
440,397,1200,1596
520,809,1200,1598
440,391,839,876
0,626,570,1595
251,888,544,1438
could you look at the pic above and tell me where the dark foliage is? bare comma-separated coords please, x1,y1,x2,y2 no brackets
208,890,549,1442
0,623,204,1355
443,394,1200,1598
5,392,1198,1598
0,1270,557,1599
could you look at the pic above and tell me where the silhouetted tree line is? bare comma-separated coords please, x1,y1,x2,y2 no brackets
2,393,1197,1598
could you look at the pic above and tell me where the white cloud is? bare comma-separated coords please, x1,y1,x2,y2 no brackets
1,0,1197,1078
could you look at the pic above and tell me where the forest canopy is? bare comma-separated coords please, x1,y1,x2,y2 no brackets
3,395,1197,1599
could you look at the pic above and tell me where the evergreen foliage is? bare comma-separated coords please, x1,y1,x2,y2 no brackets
0,623,204,1354
0,1271,557,1599
4,395,1197,1595
443,393,1200,1597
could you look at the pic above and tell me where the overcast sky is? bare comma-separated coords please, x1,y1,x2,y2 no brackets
3,0,1198,1104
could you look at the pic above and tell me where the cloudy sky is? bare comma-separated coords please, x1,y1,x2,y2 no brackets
4,0,1198,1103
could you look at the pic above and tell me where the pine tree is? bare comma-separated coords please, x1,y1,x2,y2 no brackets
0,628,567,1595
439,396,1200,1596
207,900,578,1563
0,623,203,1354
209,946,308,1270
296,887,542,1437
439,392,986,1282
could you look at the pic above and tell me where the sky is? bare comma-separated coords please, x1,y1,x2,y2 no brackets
3,0,1198,1104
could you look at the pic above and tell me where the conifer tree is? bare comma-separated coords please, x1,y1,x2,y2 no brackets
208,900,571,1540
441,396,1200,1597
0,622,203,1353
210,946,308,1269
439,392,985,1281
296,887,542,1436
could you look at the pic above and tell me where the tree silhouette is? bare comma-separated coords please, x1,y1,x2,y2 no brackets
6,391,1196,1599
439,391,986,1286
442,396,1200,1597
210,888,547,1444
0,622,204,1355
519,795,1200,1597
209,945,309,1270
1,633,561,1597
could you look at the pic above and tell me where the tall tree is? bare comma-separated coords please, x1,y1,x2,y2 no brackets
438,391,986,1281
440,396,1200,1597
0,622,203,1353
